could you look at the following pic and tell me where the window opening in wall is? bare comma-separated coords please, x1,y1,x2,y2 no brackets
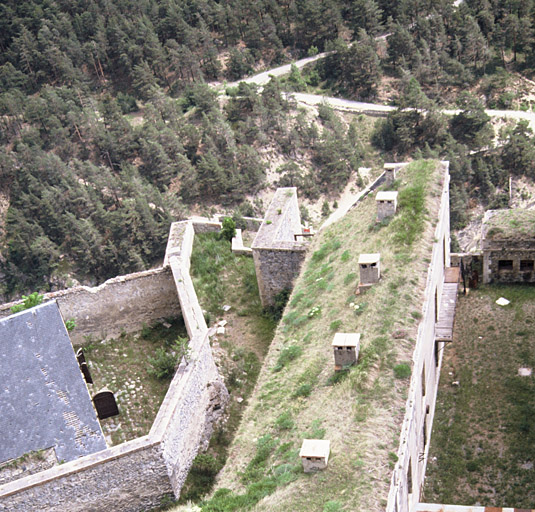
421,366,426,398
443,235,446,267
434,340,440,367
434,287,438,323
407,457,413,491
521,260,534,271
498,260,513,270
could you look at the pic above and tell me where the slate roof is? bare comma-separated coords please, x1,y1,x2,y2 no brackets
0,301,106,464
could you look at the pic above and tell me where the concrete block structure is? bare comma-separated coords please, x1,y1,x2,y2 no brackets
358,253,381,284
332,333,360,369
383,162,408,185
481,209,535,284
252,188,308,307
376,191,399,221
299,439,330,473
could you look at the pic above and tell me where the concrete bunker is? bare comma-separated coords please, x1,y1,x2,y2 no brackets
300,439,330,473
358,253,381,285
332,332,360,370
481,209,535,284
376,191,398,221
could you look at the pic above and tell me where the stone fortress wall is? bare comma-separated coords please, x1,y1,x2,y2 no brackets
387,162,452,512
251,187,308,307
0,219,228,511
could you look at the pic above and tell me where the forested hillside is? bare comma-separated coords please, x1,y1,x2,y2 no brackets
3,0,535,299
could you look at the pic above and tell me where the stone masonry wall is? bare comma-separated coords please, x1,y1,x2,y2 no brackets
252,188,308,306
0,267,180,345
0,438,172,512
0,220,228,511
253,246,307,307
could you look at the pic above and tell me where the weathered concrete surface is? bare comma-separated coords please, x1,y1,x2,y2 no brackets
0,268,180,345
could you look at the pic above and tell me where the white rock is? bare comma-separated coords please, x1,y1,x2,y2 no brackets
496,297,510,306
222,305,231,312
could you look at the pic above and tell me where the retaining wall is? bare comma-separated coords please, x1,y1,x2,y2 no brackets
0,267,179,345
387,162,451,512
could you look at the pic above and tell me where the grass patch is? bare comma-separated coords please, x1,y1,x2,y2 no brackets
274,345,303,372
76,317,187,445
424,285,535,506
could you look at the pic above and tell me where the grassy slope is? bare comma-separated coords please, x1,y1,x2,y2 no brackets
180,160,444,512
424,285,535,507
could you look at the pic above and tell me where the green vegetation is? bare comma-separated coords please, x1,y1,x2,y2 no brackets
181,160,443,512
10,292,43,313
78,317,188,445
220,217,237,242
425,285,535,506
393,363,411,379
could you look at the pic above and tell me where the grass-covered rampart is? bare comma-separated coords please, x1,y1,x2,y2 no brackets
171,160,445,512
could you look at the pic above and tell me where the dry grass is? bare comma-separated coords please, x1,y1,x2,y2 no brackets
167,160,445,512
424,284,535,507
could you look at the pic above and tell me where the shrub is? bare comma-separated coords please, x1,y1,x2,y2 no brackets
274,345,303,371
220,217,236,242
330,319,342,331
393,363,411,379
65,319,76,332
147,348,177,380
293,384,312,397
275,411,294,430
10,292,44,313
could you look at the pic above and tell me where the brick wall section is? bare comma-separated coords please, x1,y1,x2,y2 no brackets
0,220,228,511
0,268,180,345
252,188,308,307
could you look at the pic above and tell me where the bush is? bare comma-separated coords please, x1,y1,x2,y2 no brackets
10,292,44,313
265,288,291,321
220,217,236,242
293,383,312,397
147,348,177,380
393,363,411,379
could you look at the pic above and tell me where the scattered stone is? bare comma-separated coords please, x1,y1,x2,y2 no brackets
217,320,227,327
162,321,171,329
236,397,243,403
451,381,460,386
496,297,510,306
216,326,226,335
518,367,532,377
222,305,231,312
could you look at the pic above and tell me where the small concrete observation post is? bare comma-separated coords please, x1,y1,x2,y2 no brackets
358,253,381,285
300,439,331,473
332,333,360,370
376,191,398,221
383,162,408,185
